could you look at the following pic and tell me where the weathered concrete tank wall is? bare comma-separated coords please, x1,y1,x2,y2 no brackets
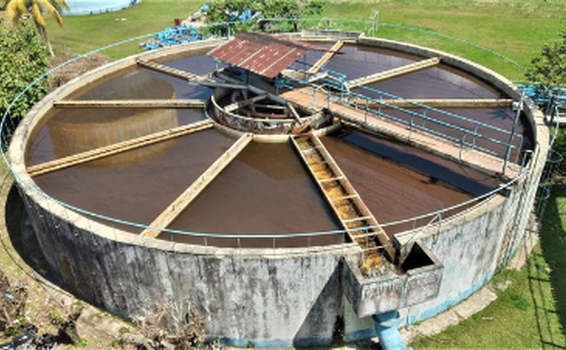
336,33,550,340
18,187,358,348
8,33,549,347
342,173,546,340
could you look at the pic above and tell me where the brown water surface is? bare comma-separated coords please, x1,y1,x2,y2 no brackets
69,68,212,101
325,139,470,222
25,41,523,248
322,44,418,79
26,108,205,166
368,65,503,99
33,129,235,232
161,50,226,75
165,142,343,248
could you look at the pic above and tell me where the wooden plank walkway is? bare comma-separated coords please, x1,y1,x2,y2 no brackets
347,57,441,88
308,40,344,74
281,88,520,179
292,134,397,263
142,133,253,238
54,99,205,109
136,59,203,81
27,119,214,177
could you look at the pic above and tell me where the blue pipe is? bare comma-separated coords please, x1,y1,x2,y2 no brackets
372,311,412,350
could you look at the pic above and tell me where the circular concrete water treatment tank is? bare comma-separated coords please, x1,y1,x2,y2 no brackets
8,30,548,348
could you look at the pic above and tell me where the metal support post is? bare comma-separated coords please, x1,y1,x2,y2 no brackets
459,133,466,160
408,116,414,141
503,93,523,175
312,86,317,109
340,77,345,102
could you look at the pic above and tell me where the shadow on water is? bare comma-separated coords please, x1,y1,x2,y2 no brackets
533,184,566,349
4,182,65,289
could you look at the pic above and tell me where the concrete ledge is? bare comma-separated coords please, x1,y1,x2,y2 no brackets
302,29,363,40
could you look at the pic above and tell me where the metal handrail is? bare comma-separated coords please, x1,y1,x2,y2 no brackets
283,70,522,163
0,19,538,252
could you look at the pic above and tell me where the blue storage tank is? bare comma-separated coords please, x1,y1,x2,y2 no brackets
62,0,140,15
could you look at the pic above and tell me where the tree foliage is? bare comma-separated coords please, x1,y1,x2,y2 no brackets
205,0,325,35
527,32,566,178
5,0,69,56
526,31,566,88
0,20,49,120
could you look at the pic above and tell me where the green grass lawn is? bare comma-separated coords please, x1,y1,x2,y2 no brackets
321,0,566,80
411,186,566,349
47,0,204,59
45,0,566,80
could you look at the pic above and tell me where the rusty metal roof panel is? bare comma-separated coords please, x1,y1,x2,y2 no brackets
258,47,304,76
208,32,324,79
237,31,324,51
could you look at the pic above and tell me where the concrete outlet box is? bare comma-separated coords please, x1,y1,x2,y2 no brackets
344,242,443,318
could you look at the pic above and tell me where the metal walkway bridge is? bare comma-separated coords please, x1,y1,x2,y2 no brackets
280,67,523,179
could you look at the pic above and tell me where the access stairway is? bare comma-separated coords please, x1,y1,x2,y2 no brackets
291,134,397,267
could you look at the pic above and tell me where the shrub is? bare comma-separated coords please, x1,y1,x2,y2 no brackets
0,19,49,122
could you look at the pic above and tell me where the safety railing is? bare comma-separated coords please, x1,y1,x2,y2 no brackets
210,95,297,133
9,152,533,257
281,68,524,169
0,18,543,257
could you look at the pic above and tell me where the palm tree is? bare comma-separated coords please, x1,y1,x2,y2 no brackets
5,0,69,56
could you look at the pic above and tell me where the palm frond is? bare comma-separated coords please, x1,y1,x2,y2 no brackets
58,0,70,11
37,0,65,27
31,2,46,28
50,10,64,27
5,0,27,25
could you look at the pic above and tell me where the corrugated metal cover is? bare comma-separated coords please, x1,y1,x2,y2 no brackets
208,32,324,79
